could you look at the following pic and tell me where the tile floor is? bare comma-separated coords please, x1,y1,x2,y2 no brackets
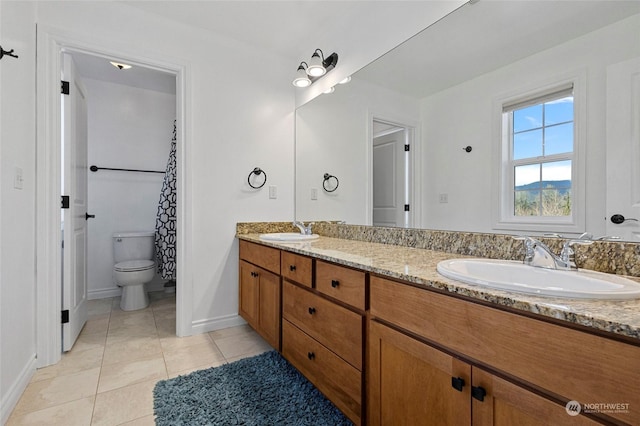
7,291,272,425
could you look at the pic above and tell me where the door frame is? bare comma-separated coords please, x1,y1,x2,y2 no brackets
367,112,421,228
36,25,193,367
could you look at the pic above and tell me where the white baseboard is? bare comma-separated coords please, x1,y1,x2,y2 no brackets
1,355,37,424
88,287,121,300
191,314,246,335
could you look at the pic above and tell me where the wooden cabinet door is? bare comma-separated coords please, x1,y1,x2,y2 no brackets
472,368,601,426
258,268,280,349
368,320,471,426
239,260,259,328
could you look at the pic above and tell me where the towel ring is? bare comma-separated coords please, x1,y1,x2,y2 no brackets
323,173,339,192
247,167,267,189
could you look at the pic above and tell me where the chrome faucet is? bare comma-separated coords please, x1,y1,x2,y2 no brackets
513,235,591,270
292,221,314,235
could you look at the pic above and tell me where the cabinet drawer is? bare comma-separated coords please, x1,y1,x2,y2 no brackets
283,280,363,370
282,320,361,425
370,275,640,424
239,240,280,274
281,251,313,287
316,260,366,310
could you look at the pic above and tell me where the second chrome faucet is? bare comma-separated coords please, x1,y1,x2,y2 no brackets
513,235,593,270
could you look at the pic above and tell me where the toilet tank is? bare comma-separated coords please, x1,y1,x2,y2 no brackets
113,231,155,263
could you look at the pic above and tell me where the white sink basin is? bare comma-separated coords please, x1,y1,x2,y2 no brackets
437,258,640,300
259,232,320,242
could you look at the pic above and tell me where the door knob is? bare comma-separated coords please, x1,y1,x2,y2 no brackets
85,213,96,220
611,214,638,224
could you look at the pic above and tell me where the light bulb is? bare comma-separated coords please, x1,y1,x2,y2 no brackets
292,64,311,87
306,51,326,77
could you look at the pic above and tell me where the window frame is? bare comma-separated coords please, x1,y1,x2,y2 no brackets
493,75,586,234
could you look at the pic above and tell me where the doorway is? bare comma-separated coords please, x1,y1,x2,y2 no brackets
372,118,415,228
36,28,191,367
61,50,178,350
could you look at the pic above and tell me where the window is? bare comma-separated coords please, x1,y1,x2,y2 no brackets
496,83,582,231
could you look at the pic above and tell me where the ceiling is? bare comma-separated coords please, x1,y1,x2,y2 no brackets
71,1,457,92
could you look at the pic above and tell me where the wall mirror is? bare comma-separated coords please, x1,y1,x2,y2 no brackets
295,1,640,241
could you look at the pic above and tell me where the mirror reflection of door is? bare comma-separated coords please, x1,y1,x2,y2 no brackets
372,119,413,228
605,56,640,241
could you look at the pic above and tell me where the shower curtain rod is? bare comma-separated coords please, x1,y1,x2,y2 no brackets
90,165,165,174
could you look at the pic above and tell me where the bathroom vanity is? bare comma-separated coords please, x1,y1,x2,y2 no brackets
237,228,640,425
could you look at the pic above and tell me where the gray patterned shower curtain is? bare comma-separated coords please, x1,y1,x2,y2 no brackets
155,121,177,281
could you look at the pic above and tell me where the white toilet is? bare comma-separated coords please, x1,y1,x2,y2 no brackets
113,231,156,311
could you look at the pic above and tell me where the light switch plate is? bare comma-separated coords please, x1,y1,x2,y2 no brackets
269,185,277,199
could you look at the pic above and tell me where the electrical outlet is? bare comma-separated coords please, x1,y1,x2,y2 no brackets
439,193,448,203
269,185,277,199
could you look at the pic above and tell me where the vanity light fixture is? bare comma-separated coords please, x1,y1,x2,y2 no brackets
292,49,339,87
339,76,351,84
323,87,335,94
110,61,132,70
293,62,312,88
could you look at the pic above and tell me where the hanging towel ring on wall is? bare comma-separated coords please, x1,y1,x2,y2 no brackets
323,173,339,192
0,46,19,60
247,167,267,189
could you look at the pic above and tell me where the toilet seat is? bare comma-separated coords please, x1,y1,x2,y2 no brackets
114,260,155,272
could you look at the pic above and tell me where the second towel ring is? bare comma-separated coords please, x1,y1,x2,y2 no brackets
323,173,339,192
248,167,267,189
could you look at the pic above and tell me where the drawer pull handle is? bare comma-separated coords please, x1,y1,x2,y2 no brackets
308,307,316,315
451,377,465,392
331,279,340,288
471,386,487,402
307,352,315,360
289,265,296,272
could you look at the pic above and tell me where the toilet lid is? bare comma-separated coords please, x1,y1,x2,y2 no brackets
114,260,155,272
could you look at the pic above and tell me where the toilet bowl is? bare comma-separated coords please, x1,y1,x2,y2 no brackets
112,231,156,311
113,260,155,311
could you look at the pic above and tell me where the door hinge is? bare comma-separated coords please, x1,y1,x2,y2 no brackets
404,204,410,212
404,144,410,152
61,310,69,324
61,195,70,209
61,80,70,95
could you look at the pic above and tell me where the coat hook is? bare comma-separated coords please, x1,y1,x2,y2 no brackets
463,146,472,153
0,46,19,60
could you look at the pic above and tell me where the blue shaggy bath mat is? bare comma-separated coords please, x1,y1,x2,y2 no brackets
153,350,352,425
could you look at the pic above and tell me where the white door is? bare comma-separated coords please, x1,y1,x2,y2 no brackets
606,56,640,241
373,128,407,227
61,53,89,351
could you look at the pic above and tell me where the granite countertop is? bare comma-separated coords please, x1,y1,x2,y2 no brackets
238,233,640,341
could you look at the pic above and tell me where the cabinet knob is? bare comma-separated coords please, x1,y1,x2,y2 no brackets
289,265,296,271
451,377,465,392
307,351,315,360
471,385,487,401
308,307,316,315
331,279,340,288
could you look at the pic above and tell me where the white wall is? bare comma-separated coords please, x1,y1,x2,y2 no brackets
420,14,640,235
296,78,419,224
84,78,176,298
0,1,38,422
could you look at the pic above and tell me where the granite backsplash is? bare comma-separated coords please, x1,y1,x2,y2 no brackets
236,222,640,278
